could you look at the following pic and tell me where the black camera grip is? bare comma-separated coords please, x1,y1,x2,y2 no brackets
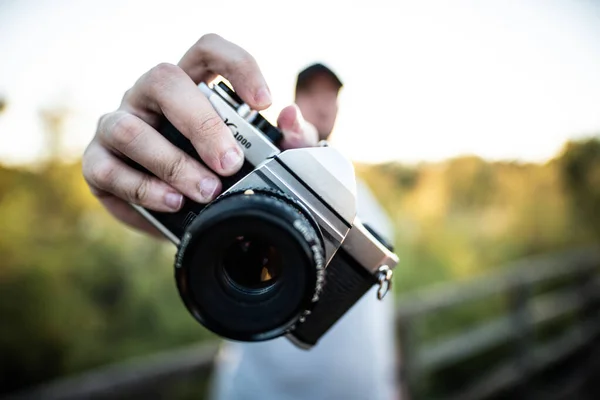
160,118,200,160
291,249,377,346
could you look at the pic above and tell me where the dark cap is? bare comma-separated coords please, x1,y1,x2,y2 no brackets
295,63,343,92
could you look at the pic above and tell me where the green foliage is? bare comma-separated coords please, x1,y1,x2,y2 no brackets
0,162,215,395
0,134,599,395
558,137,600,239
357,140,599,290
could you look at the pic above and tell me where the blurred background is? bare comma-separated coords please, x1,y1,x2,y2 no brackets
1,0,600,399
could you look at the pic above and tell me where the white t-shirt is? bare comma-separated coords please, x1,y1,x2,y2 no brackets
209,179,398,400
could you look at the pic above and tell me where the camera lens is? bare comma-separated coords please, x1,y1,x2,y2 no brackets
221,235,282,293
175,190,324,342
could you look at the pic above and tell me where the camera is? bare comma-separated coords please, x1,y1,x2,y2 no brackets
131,80,399,349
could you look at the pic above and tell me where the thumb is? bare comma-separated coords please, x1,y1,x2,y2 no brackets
277,104,302,133
277,104,318,150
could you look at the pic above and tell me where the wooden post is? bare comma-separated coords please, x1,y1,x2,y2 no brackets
508,275,536,398
575,261,598,398
397,314,418,400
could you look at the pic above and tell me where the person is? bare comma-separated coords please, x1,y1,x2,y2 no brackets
82,34,397,399
208,63,398,400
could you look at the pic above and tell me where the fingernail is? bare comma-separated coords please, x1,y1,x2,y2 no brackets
199,177,219,200
220,148,243,172
254,87,272,107
165,192,183,210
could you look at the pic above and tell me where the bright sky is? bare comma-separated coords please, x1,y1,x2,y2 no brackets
0,0,599,165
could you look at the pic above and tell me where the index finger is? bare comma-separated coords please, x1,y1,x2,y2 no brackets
177,33,272,110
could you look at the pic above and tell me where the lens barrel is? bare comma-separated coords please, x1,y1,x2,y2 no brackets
175,189,325,341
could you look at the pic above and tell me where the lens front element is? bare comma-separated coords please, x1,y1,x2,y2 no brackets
222,235,283,293
175,190,325,342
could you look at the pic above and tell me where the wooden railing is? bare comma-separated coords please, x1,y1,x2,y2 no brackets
5,247,600,400
3,342,219,400
396,246,600,400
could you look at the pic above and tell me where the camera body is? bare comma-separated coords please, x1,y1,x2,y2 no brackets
132,81,399,349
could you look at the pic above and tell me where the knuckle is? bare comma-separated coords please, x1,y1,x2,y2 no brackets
195,33,221,49
231,52,256,72
81,145,96,177
131,175,151,204
97,112,110,131
192,113,225,141
192,34,224,66
120,87,134,105
96,112,114,140
110,112,142,151
145,63,182,93
149,62,181,82
90,158,117,188
161,154,186,184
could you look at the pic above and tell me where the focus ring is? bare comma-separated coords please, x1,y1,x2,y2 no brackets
175,188,326,341
191,187,327,300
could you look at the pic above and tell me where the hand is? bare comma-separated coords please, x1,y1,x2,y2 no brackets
82,34,317,238
278,104,319,150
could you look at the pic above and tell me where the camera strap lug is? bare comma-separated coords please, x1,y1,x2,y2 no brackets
376,265,393,300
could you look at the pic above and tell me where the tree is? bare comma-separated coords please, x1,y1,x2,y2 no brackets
558,137,600,240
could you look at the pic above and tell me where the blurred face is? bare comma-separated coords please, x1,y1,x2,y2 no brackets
295,73,340,140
